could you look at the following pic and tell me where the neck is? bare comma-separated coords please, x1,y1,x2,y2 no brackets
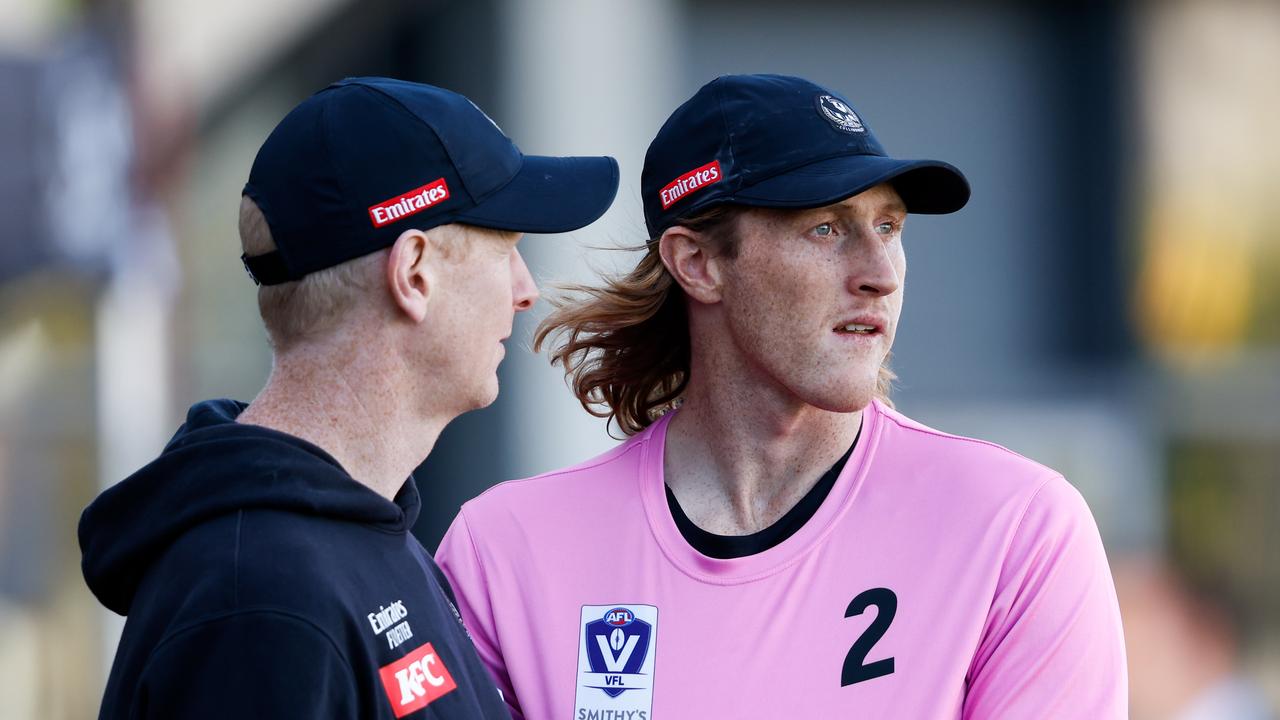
664,350,863,536
237,337,449,501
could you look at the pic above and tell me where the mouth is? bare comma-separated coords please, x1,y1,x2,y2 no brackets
832,316,885,337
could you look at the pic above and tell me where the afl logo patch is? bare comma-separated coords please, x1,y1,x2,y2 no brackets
574,604,658,717
816,94,864,133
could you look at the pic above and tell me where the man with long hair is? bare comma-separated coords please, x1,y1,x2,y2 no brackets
437,74,1126,718
79,78,619,719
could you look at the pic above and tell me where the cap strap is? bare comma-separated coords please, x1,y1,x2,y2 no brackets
241,251,295,286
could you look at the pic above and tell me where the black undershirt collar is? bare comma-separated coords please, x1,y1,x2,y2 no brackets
665,427,860,559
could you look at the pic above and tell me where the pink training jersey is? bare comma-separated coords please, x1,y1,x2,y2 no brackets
436,400,1127,719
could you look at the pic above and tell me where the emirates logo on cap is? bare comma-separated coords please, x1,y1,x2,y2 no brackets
659,160,722,210
368,178,451,228
816,94,864,134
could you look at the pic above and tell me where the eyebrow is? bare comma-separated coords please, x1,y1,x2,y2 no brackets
866,198,908,215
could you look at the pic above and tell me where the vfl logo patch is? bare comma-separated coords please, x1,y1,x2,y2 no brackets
816,94,865,134
586,608,649,697
574,604,658,718
659,160,722,210
368,178,450,228
378,642,457,718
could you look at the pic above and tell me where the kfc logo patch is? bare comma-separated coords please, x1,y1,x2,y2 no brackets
659,160,722,209
378,642,457,717
368,178,450,228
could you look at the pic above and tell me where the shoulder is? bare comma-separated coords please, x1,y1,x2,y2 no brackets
129,514,363,671
230,508,403,610
871,400,1061,493
461,428,651,522
862,401,1099,542
153,508,373,620
443,425,663,569
869,403,1110,573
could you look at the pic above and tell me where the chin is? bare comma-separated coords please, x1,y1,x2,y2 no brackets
799,372,880,414
457,376,501,414
474,380,500,410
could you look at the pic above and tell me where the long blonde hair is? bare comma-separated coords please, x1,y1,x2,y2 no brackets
534,206,895,436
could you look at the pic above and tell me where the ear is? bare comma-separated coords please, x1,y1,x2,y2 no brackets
386,229,433,323
658,225,723,304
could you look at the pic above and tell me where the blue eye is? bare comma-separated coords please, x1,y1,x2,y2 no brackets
814,223,835,237
876,222,896,235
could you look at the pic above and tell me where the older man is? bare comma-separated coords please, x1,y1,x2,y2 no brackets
80,77,618,719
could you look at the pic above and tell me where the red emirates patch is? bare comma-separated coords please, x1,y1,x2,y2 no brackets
378,642,458,717
368,178,451,228
659,160,722,209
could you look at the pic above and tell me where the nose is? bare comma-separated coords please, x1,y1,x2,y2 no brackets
847,228,901,297
510,248,539,312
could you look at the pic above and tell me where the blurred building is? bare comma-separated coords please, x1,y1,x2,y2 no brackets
0,0,1276,717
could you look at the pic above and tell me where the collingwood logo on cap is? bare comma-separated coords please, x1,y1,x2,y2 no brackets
816,94,864,133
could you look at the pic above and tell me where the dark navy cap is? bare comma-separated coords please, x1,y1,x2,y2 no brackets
641,74,969,237
242,77,620,285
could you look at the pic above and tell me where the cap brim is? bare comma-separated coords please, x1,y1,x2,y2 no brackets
732,155,970,215
452,154,620,233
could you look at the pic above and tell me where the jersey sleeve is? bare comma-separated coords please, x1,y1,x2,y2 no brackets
136,611,358,719
435,508,523,719
962,475,1128,719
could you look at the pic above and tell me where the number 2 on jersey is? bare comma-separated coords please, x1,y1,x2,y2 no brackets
841,587,897,687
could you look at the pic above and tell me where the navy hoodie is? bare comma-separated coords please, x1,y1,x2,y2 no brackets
79,399,510,719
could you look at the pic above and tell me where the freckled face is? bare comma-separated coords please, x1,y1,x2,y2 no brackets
428,227,539,411
715,183,907,412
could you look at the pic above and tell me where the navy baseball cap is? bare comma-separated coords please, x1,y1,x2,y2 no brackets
242,77,620,285
641,74,969,237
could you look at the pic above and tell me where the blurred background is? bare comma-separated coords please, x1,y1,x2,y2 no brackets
1,0,1277,717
